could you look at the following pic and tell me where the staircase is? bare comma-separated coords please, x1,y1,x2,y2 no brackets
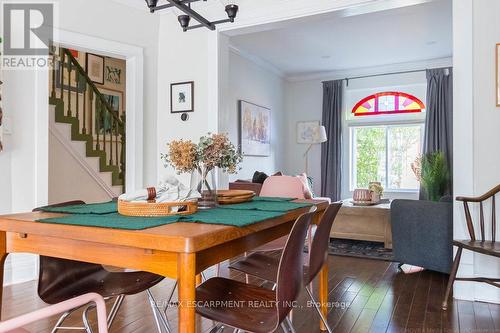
49,47,126,194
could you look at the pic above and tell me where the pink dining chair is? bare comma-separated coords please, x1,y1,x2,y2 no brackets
259,176,307,198
0,293,108,333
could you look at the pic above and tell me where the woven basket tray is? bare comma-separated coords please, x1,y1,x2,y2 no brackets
118,199,198,217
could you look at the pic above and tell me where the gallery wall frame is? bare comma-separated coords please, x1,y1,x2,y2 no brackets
86,53,105,85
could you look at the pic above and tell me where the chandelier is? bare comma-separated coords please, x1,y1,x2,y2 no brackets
145,0,239,32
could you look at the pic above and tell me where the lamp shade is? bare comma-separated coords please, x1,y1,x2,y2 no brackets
316,126,327,143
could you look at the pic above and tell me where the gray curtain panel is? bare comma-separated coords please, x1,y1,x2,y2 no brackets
421,67,453,199
321,80,343,200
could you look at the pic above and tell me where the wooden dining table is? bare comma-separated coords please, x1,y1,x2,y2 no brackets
0,199,329,333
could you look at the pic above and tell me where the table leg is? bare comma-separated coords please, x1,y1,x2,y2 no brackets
319,261,329,331
178,253,196,333
0,232,6,320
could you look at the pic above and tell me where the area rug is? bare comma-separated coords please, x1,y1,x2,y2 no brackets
328,238,394,262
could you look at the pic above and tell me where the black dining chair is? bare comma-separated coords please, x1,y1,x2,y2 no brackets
33,201,171,333
229,202,342,333
195,210,316,333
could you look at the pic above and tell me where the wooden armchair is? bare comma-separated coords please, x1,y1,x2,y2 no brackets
442,185,500,310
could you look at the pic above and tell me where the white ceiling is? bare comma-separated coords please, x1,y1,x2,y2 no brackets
228,0,452,78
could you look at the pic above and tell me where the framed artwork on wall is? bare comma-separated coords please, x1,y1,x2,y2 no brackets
86,53,105,85
239,100,271,157
171,81,194,113
95,88,122,135
104,57,126,91
497,43,500,106
297,121,321,144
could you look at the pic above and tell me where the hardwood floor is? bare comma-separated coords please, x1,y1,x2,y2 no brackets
2,255,499,333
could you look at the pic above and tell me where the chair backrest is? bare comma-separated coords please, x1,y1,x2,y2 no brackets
307,203,342,282
260,176,306,198
273,210,315,328
33,201,104,304
457,184,500,242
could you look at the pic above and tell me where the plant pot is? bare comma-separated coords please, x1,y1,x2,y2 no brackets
191,165,217,209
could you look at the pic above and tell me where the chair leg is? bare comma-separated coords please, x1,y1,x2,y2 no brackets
147,289,172,333
285,317,297,333
51,308,80,333
442,247,463,310
208,324,225,333
305,286,332,333
106,294,125,328
82,305,94,333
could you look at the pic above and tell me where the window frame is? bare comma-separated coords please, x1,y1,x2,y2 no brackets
349,120,425,193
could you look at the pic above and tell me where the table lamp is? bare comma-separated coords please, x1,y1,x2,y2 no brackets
303,125,327,174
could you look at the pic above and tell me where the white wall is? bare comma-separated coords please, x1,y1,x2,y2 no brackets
283,59,450,197
453,0,500,304
0,0,160,285
218,48,286,186
156,16,219,187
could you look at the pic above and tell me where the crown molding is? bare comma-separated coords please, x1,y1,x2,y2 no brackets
228,44,286,79
286,56,453,82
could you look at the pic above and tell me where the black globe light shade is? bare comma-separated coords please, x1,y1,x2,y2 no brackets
178,15,191,32
145,0,159,12
225,4,239,22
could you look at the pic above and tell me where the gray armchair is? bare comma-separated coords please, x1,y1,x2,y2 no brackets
391,199,453,274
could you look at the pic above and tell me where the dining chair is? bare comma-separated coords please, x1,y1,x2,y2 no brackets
33,201,171,333
195,210,316,333
228,202,342,333
442,185,500,310
0,293,108,333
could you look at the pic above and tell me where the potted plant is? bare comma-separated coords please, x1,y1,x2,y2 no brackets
414,151,450,202
162,133,242,209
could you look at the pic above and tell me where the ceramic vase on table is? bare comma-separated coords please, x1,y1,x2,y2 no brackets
191,165,217,209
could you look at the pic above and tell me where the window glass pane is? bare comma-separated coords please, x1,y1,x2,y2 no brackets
353,127,386,188
387,126,421,190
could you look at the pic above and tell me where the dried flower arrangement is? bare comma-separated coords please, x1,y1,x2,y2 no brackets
161,133,242,174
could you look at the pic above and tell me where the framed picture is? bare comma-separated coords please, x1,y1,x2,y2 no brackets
86,53,105,85
55,62,87,93
239,100,271,157
95,88,122,135
297,121,321,144
104,57,126,91
497,43,500,106
171,81,194,113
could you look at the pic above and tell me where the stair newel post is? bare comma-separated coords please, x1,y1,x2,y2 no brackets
67,58,72,117
60,50,65,100
96,98,100,150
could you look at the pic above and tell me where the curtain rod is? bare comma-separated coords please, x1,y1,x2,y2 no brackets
321,67,451,85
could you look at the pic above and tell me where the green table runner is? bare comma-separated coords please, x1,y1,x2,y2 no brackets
35,197,313,230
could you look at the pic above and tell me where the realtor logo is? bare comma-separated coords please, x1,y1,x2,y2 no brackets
1,2,55,69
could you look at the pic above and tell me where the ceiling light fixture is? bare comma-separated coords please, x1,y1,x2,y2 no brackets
145,0,239,32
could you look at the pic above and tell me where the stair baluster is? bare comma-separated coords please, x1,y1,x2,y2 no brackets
96,98,101,150
51,47,56,99
75,71,80,123
109,116,114,165
60,50,65,99
115,119,119,172
89,89,94,137
82,84,87,135
67,60,72,117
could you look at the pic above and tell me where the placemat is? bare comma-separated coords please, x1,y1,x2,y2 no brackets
36,208,286,230
40,201,117,215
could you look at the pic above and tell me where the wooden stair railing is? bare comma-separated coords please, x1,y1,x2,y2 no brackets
49,47,125,190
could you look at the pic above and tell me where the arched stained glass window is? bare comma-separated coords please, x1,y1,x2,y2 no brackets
352,92,425,116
